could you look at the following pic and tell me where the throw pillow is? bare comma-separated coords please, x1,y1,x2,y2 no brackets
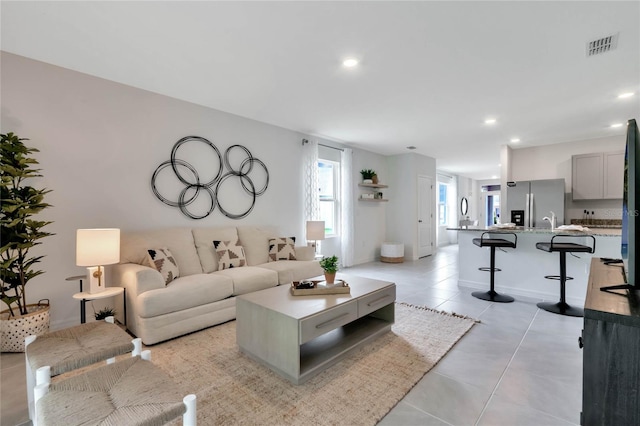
214,240,247,270
268,237,297,262
145,248,179,285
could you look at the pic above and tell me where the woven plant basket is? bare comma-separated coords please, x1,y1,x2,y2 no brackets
1,300,50,352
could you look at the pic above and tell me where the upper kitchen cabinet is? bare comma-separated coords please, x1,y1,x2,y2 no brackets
603,151,625,199
572,151,624,200
572,153,602,200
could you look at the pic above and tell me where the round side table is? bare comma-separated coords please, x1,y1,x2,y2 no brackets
67,275,126,324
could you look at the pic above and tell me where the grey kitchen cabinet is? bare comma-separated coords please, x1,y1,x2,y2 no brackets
572,150,624,200
603,151,625,199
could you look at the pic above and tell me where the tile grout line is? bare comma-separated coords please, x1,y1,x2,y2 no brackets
402,399,456,426
474,307,542,425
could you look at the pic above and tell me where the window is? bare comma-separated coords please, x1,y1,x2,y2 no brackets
318,159,340,236
438,183,448,225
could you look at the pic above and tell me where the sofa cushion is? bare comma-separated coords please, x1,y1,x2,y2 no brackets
213,266,278,295
294,245,316,261
268,237,296,262
214,240,247,270
121,228,202,277
145,248,179,285
237,226,279,266
192,227,239,273
257,260,324,285
136,273,234,318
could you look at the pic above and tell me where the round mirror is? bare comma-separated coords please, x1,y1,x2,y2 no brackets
460,197,469,216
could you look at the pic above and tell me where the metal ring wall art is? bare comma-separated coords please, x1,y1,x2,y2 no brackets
151,136,269,219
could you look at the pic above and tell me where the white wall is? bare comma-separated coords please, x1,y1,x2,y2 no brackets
1,52,389,329
352,149,389,264
458,176,478,222
386,153,437,260
510,136,625,222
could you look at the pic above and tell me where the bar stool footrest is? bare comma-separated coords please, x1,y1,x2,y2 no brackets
537,301,583,317
543,275,574,281
479,267,502,272
472,290,515,303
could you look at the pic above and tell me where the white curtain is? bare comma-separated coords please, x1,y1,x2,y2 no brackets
303,140,320,222
340,148,354,267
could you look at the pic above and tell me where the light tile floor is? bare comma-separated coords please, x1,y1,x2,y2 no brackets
1,244,583,426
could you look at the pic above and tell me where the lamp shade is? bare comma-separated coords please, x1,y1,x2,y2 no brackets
306,221,326,241
76,229,121,266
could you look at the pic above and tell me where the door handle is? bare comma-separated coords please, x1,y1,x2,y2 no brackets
418,220,423,223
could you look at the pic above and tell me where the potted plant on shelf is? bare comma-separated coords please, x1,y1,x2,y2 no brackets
319,255,339,284
360,169,378,184
1,132,54,352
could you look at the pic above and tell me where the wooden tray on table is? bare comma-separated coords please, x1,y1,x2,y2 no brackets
290,280,350,296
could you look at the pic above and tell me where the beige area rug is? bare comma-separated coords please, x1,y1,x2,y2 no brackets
148,303,476,426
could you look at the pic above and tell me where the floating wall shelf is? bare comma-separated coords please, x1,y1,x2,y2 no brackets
358,183,389,189
358,183,389,202
359,198,389,202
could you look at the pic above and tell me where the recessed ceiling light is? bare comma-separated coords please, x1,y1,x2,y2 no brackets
510,138,520,143
498,163,502,167
492,175,498,179
610,123,623,128
343,58,359,68
618,92,634,99
484,118,497,125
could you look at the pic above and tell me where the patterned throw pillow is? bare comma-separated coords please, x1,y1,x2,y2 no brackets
268,237,296,262
214,240,247,270
145,248,179,285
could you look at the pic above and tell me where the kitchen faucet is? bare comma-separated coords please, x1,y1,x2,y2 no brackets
543,211,557,230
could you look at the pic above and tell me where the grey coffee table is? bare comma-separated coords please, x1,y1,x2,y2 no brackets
236,274,396,384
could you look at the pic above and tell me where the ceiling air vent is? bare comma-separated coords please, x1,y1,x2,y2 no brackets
586,33,618,57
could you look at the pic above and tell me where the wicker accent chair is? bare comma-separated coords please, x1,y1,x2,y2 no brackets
25,317,141,425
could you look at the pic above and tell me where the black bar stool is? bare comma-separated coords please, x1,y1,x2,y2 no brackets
472,232,517,303
535,234,596,317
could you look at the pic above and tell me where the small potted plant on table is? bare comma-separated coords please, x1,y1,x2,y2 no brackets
319,255,339,284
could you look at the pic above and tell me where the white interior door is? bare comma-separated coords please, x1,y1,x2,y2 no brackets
418,176,433,257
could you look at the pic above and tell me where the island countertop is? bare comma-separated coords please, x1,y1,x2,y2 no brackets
452,226,622,305
447,226,621,237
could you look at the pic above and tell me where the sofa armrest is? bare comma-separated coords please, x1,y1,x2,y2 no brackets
111,263,165,297
295,246,316,261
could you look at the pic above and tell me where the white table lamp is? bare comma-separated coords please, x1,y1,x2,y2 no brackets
306,221,325,256
76,229,120,294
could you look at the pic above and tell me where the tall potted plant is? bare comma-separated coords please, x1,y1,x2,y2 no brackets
1,132,54,352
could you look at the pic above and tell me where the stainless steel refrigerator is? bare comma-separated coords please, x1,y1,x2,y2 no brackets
505,179,565,228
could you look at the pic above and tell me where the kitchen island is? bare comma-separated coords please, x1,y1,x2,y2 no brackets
450,227,622,306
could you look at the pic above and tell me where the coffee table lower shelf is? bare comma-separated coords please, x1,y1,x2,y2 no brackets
237,289,395,385
298,315,391,380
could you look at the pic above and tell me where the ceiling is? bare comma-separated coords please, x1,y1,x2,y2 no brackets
2,1,639,179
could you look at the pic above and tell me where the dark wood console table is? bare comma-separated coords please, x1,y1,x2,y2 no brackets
582,258,640,425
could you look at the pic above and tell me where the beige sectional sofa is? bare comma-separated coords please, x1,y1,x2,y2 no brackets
111,226,323,344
